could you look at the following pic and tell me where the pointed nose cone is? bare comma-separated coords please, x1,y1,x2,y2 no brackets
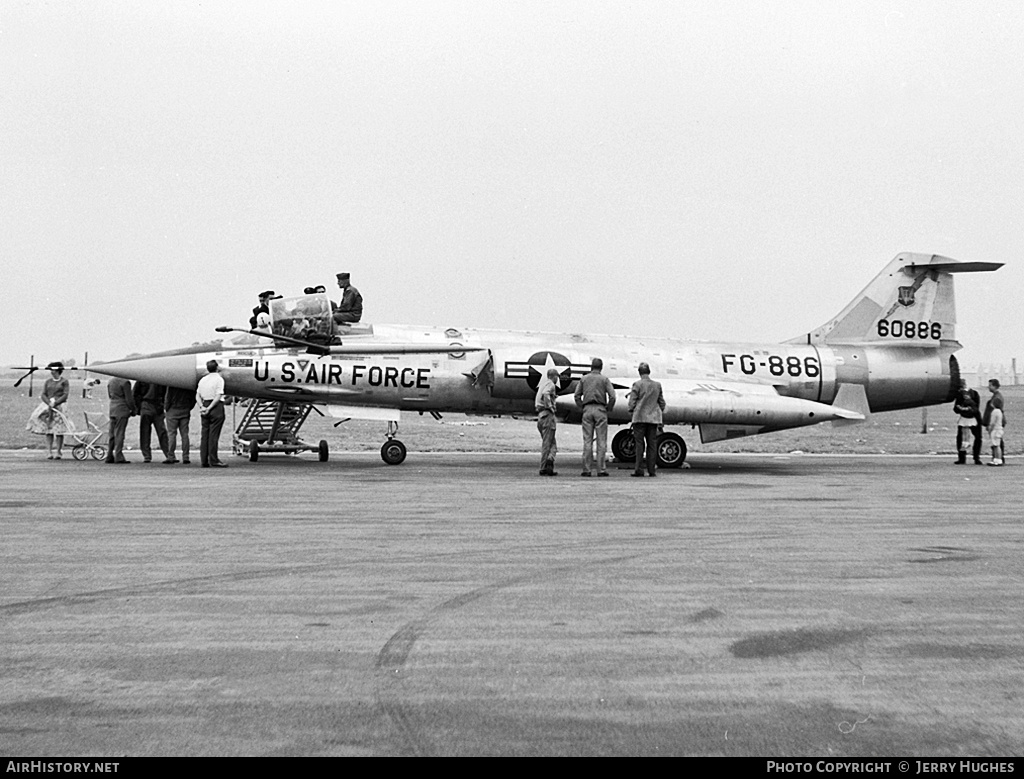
89,352,201,390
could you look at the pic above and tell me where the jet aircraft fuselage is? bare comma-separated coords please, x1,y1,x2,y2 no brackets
85,253,1002,466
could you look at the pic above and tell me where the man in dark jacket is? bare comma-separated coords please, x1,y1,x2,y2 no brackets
249,290,275,329
164,385,197,464
105,377,137,463
133,381,170,463
952,378,982,465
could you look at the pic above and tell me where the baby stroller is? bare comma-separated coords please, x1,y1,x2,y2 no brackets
53,408,108,461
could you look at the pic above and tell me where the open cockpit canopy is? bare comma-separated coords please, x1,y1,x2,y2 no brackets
269,293,334,343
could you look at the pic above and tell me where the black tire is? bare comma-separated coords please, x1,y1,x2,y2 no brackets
611,428,636,463
72,444,87,461
249,440,259,462
91,445,107,461
318,440,329,462
381,439,407,465
656,432,687,469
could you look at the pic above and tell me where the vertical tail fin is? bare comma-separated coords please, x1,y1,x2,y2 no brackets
787,253,1002,347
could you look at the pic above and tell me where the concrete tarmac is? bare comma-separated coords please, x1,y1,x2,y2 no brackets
1,450,1021,757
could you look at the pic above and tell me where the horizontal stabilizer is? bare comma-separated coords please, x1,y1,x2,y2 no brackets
788,252,1003,347
902,261,1003,274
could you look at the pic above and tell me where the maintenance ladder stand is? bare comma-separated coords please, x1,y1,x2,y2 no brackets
231,399,329,461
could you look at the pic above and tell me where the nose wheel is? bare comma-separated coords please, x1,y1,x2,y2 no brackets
381,420,407,465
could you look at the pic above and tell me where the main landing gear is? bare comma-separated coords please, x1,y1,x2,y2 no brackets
611,428,687,469
380,420,407,465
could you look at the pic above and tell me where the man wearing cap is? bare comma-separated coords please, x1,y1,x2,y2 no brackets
333,273,363,324
574,357,616,476
535,367,561,476
250,291,275,329
627,362,666,477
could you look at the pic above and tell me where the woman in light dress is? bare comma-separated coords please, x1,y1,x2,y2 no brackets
26,361,71,459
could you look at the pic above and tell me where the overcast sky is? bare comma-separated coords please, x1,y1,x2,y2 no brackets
2,0,1020,371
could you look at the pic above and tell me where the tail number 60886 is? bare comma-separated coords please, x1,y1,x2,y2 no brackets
877,320,942,340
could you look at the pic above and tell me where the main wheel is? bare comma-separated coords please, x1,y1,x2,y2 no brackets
249,440,259,462
611,428,636,463
656,431,687,469
381,439,407,465
318,440,329,462
90,445,107,461
72,444,88,461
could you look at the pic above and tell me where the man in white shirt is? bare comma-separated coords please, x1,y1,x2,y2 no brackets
196,360,228,468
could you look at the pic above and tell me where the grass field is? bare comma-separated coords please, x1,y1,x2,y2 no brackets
2,374,1020,457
